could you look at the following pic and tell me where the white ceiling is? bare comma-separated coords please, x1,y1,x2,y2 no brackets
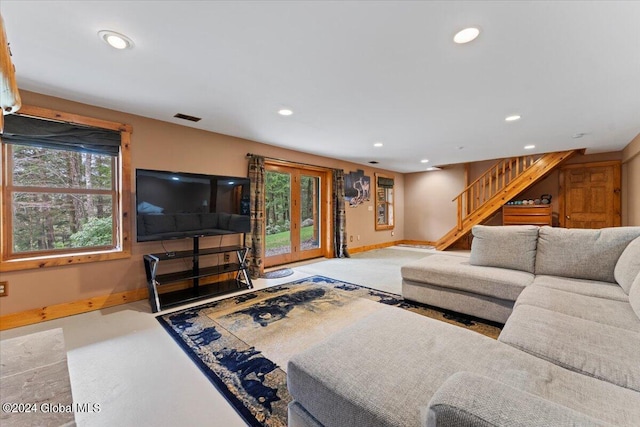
2,1,639,173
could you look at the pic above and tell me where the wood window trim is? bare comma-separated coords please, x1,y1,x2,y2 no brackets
374,173,395,231
0,105,132,272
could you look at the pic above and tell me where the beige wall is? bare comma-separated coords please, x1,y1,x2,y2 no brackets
622,133,640,226
404,165,465,242
403,149,634,242
0,91,403,315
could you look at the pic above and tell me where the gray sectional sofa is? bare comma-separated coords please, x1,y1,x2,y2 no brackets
401,225,640,324
136,212,250,242
287,225,640,426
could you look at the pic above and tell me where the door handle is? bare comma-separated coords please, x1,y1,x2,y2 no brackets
566,215,571,220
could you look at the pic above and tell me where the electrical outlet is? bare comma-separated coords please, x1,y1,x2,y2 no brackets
223,253,230,262
0,281,7,297
357,235,361,241
350,235,353,242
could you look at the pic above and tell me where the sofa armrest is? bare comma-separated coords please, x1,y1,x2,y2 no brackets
425,372,611,427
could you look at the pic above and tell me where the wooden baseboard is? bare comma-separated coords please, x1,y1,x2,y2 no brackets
347,239,438,254
0,288,149,331
399,239,437,246
0,272,249,331
348,240,404,254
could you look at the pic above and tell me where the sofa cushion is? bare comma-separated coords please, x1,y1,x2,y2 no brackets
532,275,628,302
200,213,219,229
288,401,323,427
534,226,640,283
614,236,640,294
142,214,177,235
401,254,533,301
469,225,539,273
174,214,202,231
402,280,515,324
288,307,640,427
427,372,612,427
499,305,640,392
630,273,640,320
217,212,232,230
228,214,251,233
515,285,640,332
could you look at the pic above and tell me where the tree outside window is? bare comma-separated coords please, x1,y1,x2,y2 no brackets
10,144,116,253
1,106,131,271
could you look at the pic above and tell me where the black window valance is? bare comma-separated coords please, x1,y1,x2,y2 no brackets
377,177,394,188
1,114,121,156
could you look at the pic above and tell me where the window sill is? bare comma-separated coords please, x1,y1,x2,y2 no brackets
0,249,131,272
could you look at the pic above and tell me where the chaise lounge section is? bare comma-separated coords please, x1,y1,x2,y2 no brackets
287,225,640,426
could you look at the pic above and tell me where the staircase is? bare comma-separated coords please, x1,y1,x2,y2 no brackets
435,149,582,250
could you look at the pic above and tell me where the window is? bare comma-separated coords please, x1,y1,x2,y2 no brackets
375,173,394,231
1,106,132,271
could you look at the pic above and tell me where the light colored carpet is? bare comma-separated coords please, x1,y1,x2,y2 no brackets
292,247,432,294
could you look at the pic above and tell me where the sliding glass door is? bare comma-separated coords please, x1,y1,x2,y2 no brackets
265,165,325,267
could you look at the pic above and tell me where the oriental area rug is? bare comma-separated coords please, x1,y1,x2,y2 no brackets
157,276,502,427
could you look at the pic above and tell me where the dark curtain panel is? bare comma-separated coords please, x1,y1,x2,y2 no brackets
2,114,121,156
247,155,266,278
333,169,350,258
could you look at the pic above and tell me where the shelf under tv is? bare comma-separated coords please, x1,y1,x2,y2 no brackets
143,236,253,313
157,279,251,310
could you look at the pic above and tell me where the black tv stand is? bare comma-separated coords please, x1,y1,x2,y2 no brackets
143,236,253,313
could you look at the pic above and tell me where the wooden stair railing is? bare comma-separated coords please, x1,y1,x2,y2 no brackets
436,149,582,250
457,155,540,227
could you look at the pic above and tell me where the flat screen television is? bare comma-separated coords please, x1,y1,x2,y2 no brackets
135,169,251,242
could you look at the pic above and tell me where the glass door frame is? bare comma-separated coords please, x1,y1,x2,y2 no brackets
264,161,332,268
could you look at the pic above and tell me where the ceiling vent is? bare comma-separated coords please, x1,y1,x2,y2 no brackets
173,113,202,122
368,161,379,164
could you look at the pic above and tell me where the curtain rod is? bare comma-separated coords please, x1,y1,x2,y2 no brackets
246,152,338,171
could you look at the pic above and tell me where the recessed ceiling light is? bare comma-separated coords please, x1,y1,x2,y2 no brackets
98,30,134,50
373,142,383,147
524,145,535,150
420,159,429,163
505,115,521,122
278,109,293,116
453,27,480,44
